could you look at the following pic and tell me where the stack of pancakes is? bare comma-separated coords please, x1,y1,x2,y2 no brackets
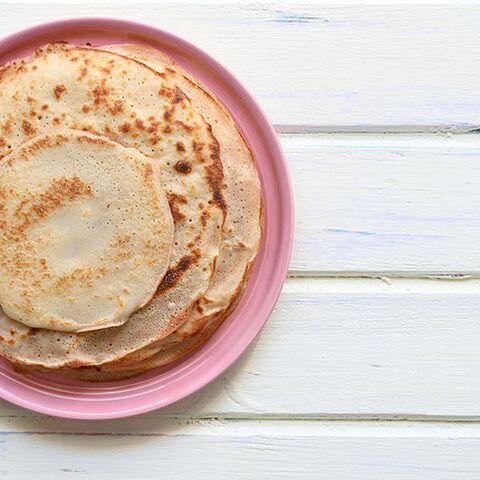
0,43,262,381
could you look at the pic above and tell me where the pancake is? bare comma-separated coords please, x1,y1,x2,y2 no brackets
0,43,225,367
44,44,264,377
0,129,174,333
43,45,264,379
95,44,263,352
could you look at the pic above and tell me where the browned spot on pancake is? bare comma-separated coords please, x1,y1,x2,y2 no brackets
80,125,98,134
209,136,220,160
29,110,37,118
158,71,166,79
22,135,52,156
41,104,49,111
167,193,187,223
204,128,226,212
53,84,66,99
2,119,13,135
149,134,161,145
163,108,173,121
108,99,125,115
176,141,185,152
10,176,92,240
76,134,109,146
22,120,36,136
92,79,110,105
173,87,186,104
78,67,88,80
0,137,5,147
82,104,91,113
119,122,131,133
70,56,79,62
174,160,192,174
10,329,16,336
53,116,61,125
196,303,204,314
200,210,210,227
26,96,36,104
210,186,226,212
143,163,154,187
103,125,114,135
135,118,145,130
158,86,186,104
174,120,193,133
163,125,172,134
54,265,100,291
147,119,161,134
157,249,201,294
166,67,176,75
32,65,38,71
192,140,204,156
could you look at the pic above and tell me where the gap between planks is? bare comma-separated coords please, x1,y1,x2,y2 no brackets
4,417,480,437
275,125,480,135
6,411,480,424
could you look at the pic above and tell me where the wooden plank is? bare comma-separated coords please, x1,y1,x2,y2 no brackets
2,2,480,127
3,277,480,418
2,419,480,479
283,133,480,273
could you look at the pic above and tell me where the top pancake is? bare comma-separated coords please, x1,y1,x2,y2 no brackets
0,43,225,367
0,129,174,333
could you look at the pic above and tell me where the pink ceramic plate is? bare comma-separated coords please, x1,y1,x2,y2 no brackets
0,18,294,419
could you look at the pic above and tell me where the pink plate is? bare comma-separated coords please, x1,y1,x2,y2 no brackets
0,18,294,419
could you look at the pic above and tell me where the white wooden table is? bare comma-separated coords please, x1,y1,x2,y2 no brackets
2,1,480,478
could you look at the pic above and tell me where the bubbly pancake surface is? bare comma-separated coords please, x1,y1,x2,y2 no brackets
0,129,174,332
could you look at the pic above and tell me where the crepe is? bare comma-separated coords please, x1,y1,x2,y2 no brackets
0,129,174,333
0,43,225,367
57,45,263,379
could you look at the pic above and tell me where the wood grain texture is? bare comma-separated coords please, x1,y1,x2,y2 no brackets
2,1,480,127
2,420,480,479
3,277,480,419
